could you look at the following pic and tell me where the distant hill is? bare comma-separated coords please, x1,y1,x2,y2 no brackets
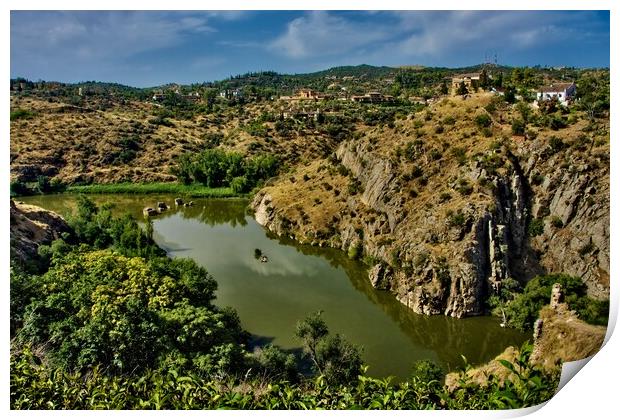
12,63,587,94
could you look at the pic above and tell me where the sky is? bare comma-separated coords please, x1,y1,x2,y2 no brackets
10,10,610,87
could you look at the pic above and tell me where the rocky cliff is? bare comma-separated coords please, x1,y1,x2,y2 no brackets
10,199,71,265
251,93,609,318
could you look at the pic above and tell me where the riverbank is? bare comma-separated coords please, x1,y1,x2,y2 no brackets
58,183,243,198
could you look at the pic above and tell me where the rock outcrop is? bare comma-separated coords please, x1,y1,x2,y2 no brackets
530,284,606,371
10,199,71,265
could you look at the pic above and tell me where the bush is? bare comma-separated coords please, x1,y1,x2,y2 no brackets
231,176,250,193
447,210,466,227
10,180,32,196
348,179,362,195
203,132,224,148
550,216,564,229
10,108,35,121
443,116,456,126
548,136,567,154
10,340,559,409
511,119,526,136
528,218,544,237
148,115,175,127
347,242,362,260
451,147,467,165
252,345,298,382
475,113,492,129
455,179,473,196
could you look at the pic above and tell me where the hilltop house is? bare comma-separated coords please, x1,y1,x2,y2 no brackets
451,73,482,92
184,91,200,102
219,89,244,100
350,91,394,103
280,88,332,102
536,82,576,105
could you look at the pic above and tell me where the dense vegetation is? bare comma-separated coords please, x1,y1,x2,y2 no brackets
10,196,561,409
11,342,558,410
171,150,280,193
488,274,609,331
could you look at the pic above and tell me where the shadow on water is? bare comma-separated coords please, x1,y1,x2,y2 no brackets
20,193,530,378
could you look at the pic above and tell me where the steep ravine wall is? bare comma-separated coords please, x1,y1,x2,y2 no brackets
252,139,609,318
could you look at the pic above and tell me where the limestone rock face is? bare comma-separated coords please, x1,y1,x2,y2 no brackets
368,263,393,290
525,147,610,299
250,125,609,319
10,199,72,265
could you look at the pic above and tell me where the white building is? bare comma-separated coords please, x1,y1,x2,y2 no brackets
219,89,243,100
536,82,576,105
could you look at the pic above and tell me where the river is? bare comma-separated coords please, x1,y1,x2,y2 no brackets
19,193,530,380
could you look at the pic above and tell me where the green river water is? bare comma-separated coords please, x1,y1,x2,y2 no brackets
19,194,530,380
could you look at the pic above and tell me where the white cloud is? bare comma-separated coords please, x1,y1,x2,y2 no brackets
394,11,577,57
269,11,391,58
11,11,215,61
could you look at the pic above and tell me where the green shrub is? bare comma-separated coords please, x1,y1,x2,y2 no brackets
475,113,492,128
443,116,456,126
10,108,35,121
231,176,250,193
511,119,526,136
10,340,559,409
347,242,362,260
451,147,467,165
172,150,279,190
455,179,473,196
10,180,32,197
527,218,544,237
550,216,564,229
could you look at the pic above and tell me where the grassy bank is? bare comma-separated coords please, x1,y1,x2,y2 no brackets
65,183,243,198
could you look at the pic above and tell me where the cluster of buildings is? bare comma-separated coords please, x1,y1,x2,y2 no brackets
450,71,577,106
279,88,394,104
152,89,201,102
279,89,333,102
279,107,344,121
350,91,394,103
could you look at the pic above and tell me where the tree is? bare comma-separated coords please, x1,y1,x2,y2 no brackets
515,101,532,123
504,86,516,104
295,311,363,384
456,81,469,96
577,71,610,119
439,82,448,95
511,68,524,85
17,249,245,375
479,69,490,89
494,72,504,89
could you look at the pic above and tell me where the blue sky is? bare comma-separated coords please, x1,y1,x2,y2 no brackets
10,10,610,87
